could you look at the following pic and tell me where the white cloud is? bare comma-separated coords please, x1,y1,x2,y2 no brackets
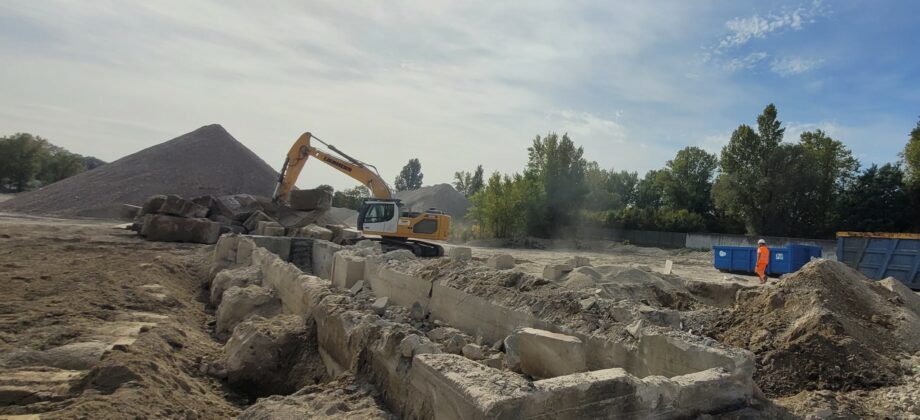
724,52,768,72
717,1,828,50
770,56,824,76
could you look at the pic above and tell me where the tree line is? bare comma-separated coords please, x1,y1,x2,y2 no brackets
457,104,920,239
0,133,104,192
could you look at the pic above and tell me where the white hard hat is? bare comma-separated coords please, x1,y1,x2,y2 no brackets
757,239,766,245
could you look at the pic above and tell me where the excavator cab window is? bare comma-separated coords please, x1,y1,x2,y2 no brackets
363,203,395,224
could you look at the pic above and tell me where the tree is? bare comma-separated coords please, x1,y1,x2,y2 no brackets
797,130,859,236
662,146,718,214
332,186,370,210
524,132,587,236
902,117,920,188
838,164,913,232
453,165,484,197
0,133,47,191
608,170,639,209
467,172,531,238
394,158,423,191
37,143,85,185
635,169,669,210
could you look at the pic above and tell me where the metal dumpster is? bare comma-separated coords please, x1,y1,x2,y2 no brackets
714,244,822,275
836,232,920,289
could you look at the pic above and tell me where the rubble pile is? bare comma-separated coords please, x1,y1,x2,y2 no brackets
132,189,361,245
708,259,920,397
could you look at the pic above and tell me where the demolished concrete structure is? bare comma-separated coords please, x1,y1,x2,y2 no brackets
209,235,756,418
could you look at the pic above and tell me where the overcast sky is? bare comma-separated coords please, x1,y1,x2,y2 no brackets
1,1,918,191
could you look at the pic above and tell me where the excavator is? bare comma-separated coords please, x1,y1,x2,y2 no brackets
272,132,450,257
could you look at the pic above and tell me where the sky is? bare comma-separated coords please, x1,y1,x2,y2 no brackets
1,1,918,191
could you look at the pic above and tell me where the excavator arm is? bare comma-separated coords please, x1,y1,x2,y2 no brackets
273,132,393,203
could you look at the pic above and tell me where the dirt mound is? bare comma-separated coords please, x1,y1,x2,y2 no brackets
395,183,469,218
713,259,920,397
0,124,278,218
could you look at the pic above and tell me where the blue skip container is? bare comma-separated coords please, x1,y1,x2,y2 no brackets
713,244,822,275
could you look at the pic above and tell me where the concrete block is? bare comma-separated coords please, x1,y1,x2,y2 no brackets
504,328,587,379
486,254,515,270
543,264,574,281
210,265,262,306
288,188,332,211
664,259,674,275
262,225,286,237
312,240,344,280
565,256,591,267
247,235,292,262
215,194,264,222
292,224,334,241
118,204,141,221
216,285,282,335
243,210,277,233
365,265,433,310
141,214,221,244
254,220,283,236
331,253,365,290
139,195,167,216
449,247,473,261
372,297,389,315
157,194,209,218
276,207,322,229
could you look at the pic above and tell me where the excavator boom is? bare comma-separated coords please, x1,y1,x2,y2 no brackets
273,132,392,203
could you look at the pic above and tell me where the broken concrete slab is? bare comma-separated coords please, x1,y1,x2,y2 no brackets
141,214,221,244
288,188,332,212
214,194,264,222
248,236,292,262
486,254,515,270
210,265,263,306
216,285,282,335
372,297,389,315
312,240,345,280
254,220,283,236
504,328,587,379
139,195,167,217
448,247,473,261
262,225,286,237
543,264,574,282
349,280,365,296
332,253,365,290
292,224,334,241
243,210,277,233
157,194,209,218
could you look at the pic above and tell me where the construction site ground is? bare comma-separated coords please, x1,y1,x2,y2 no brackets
2,214,919,419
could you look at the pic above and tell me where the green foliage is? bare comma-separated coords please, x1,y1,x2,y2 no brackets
635,169,669,209
838,164,914,232
394,158,423,191
903,117,920,188
453,165,484,197
662,146,718,214
332,186,370,210
37,144,85,186
606,208,706,233
524,133,588,236
583,164,638,212
466,172,532,238
0,133,50,191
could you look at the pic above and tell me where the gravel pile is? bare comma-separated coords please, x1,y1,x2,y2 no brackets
395,183,469,218
0,124,278,219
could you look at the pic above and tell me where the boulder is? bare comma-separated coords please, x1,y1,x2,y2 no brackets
371,297,389,315
243,210,277,233
157,194,209,218
141,214,221,244
288,188,332,211
486,254,515,270
216,286,282,335
504,328,587,379
210,265,263,306
224,315,326,396
327,225,362,244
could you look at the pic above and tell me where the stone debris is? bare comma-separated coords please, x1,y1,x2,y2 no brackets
486,254,515,270
542,263,574,281
348,280,365,296
371,297,389,315
216,285,282,335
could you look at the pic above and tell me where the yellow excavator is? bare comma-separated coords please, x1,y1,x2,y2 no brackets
272,132,450,257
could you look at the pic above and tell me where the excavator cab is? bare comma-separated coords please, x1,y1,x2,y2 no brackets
357,199,451,257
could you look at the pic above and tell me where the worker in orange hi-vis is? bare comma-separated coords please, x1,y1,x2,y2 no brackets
755,239,770,284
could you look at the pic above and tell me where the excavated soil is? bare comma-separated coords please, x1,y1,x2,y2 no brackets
0,215,241,418
705,259,920,398
0,125,278,219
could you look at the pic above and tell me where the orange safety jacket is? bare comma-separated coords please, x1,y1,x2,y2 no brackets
756,245,770,270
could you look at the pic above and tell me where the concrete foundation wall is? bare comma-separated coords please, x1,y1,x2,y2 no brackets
311,240,344,280
210,236,755,419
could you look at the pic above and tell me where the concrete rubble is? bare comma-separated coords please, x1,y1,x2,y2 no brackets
205,235,759,419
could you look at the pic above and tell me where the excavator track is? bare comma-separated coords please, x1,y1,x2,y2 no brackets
378,237,444,258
